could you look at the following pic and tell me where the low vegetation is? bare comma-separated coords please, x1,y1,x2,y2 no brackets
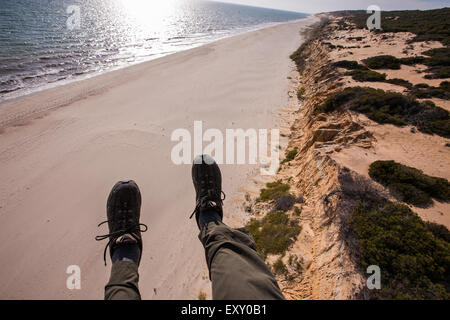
258,180,291,202
345,69,386,82
335,61,448,97
290,18,330,73
197,291,206,300
361,54,450,79
245,211,301,260
272,258,288,275
335,60,413,88
410,81,450,100
290,41,310,73
258,179,301,211
281,147,298,164
363,55,401,70
348,36,364,41
338,171,450,299
273,194,297,211
398,56,426,65
426,222,450,242
369,160,450,207
297,87,306,99
361,55,432,70
336,8,450,79
317,87,450,137
384,78,413,88
333,60,368,70
421,47,450,79
351,200,450,299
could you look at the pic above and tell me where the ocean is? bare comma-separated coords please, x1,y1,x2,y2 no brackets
0,0,308,101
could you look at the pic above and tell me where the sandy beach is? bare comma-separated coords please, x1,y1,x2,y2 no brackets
0,16,318,299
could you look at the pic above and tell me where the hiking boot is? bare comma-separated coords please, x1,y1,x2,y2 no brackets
95,180,147,265
190,154,225,229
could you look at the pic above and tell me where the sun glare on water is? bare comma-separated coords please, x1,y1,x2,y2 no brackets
117,0,180,28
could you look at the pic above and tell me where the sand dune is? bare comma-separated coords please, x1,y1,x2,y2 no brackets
0,16,318,299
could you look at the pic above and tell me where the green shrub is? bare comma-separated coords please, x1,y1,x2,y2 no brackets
297,87,306,99
345,69,387,82
351,200,450,299
274,194,297,211
399,56,426,65
369,160,450,206
258,180,291,202
273,258,288,275
290,41,310,73
341,52,447,81
385,78,413,88
410,81,450,100
334,60,368,70
426,222,450,242
245,218,261,238
422,48,450,79
245,211,302,259
340,66,412,88
424,66,450,79
388,182,432,206
363,55,401,69
281,147,298,164
290,18,330,73
317,87,450,137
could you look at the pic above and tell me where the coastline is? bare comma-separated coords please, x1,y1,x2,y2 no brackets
0,16,310,119
0,15,318,299
0,16,315,130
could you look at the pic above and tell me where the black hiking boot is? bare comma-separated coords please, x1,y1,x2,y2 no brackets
190,154,226,229
95,180,147,266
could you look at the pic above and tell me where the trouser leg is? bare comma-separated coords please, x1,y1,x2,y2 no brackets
199,220,285,300
104,260,141,300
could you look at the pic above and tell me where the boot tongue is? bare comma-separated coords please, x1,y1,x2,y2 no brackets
115,233,137,245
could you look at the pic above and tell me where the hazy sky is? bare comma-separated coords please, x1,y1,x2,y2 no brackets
212,0,450,13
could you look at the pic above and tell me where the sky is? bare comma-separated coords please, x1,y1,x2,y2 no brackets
211,0,450,13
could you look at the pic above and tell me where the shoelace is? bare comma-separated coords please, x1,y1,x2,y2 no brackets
190,170,226,219
95,220,148,266
190,190,226,219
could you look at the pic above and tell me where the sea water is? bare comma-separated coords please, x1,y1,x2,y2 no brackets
0,0,308,101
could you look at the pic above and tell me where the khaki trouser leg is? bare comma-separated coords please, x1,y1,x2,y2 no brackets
199,221,285,300
104,260,141,300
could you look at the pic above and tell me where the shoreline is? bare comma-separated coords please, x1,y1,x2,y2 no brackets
0,16,316,131
0,15,318,299
0,16,311,107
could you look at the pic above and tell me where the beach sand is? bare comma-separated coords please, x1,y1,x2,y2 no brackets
0,16,318,299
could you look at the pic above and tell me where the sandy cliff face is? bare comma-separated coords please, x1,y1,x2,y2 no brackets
273,39,373,299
